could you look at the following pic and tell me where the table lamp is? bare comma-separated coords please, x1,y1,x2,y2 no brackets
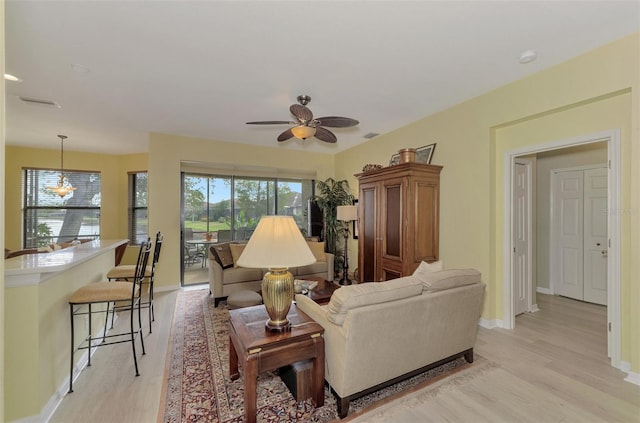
337,205,358,285
237,215,316,331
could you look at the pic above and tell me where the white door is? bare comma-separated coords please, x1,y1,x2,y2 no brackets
552,167,607,305
553,170,584,300
583,168,608,305
513,161,530,315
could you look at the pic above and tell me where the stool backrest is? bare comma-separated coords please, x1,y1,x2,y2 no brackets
152,232,163,271
133,238,152,294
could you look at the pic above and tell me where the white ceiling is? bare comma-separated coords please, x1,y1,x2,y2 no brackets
5,1,640,155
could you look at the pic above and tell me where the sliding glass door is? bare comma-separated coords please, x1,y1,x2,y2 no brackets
181,172,313,286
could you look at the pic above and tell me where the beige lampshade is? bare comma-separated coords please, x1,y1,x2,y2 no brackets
237,215,315,268
290,125,317,140
337,205,358,222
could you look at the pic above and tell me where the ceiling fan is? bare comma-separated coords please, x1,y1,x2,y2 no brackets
246,95,359,144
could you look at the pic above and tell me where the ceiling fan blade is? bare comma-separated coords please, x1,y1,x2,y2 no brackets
314,127,337,143
277,128,294,142
315,116,359,128
246,120,291,125
290,104,313,122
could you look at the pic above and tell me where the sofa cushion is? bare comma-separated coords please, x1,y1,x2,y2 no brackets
222,267,264,285
413,260,443,275
306,241,326,262
296,260,327,276
417,268,481,292
211,243,234,269
229,244,247,268
326,276,422,325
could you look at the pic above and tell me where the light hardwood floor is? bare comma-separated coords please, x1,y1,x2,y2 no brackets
49,291,639,423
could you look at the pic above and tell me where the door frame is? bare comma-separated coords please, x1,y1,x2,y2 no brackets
503,129,621,368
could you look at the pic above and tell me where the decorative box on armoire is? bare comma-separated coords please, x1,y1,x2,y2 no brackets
356,162,442,283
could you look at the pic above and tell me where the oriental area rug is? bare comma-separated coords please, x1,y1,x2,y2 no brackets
159,289,488,422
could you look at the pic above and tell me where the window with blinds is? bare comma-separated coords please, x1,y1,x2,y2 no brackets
22,168,101,248
128,172,148,245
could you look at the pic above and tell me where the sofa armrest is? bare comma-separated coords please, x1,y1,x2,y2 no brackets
325,253,334,281
208,259,224,297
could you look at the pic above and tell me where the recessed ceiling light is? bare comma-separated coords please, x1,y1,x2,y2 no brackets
4,73,22,82
519,50,538,64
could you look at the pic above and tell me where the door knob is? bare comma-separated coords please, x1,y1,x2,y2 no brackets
601,250,608,257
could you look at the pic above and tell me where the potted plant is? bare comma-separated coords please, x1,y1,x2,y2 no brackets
314,178,354,278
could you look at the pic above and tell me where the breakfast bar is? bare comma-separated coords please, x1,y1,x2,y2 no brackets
4,239,128,422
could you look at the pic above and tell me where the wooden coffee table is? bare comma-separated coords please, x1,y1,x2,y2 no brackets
297,276,340,304
228,304,325,423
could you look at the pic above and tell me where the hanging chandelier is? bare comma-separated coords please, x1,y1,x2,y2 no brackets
46,135,77,198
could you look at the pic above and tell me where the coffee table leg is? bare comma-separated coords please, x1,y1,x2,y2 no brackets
244,353,259,423
229,336,239,380
312,336,325,406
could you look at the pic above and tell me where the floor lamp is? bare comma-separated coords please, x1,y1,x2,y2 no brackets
337,205,358,285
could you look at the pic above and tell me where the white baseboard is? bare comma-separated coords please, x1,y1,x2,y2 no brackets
155,284,182,293
536,287,552,295
479,318,504,329
620,361,640,386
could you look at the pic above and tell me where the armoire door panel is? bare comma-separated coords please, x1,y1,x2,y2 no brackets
360,186,377,283
383,183,402,259
413,181,439,262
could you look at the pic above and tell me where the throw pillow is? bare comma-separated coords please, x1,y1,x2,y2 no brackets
211,243,234,269
413,260,443,276
326,276,422,325
306,241,326,262
229,243,247,268
418,268,481,292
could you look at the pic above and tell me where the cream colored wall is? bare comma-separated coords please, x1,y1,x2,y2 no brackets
3,147,147,250
1,1,6,419
336,33,639,372
147,132,335,289
4,250,113,422
534,143,608,290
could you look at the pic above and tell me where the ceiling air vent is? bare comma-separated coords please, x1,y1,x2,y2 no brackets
18,96,61,108
363,132,379,139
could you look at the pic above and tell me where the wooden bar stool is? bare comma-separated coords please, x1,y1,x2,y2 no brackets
68,238,151,393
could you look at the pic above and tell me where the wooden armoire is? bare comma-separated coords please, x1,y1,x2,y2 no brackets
356,162,442,282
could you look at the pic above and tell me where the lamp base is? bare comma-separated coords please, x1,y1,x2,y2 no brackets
262,268,294,332
265,319,291,332
338,276,352,286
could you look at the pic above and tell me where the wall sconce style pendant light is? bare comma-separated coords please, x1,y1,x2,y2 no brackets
47,135,77,198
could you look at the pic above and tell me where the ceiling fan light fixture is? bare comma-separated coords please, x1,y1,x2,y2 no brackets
291,125,316,140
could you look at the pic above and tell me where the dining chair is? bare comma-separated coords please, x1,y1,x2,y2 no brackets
68,238,151,393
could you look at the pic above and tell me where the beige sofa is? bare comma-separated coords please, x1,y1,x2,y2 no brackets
295,266,485,418
208,241,334,306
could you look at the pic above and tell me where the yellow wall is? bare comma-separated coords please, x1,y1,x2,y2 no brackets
1,1,6,419
5,249,114,422
147,132,335,289
3,147,147,250
336,33,639,371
